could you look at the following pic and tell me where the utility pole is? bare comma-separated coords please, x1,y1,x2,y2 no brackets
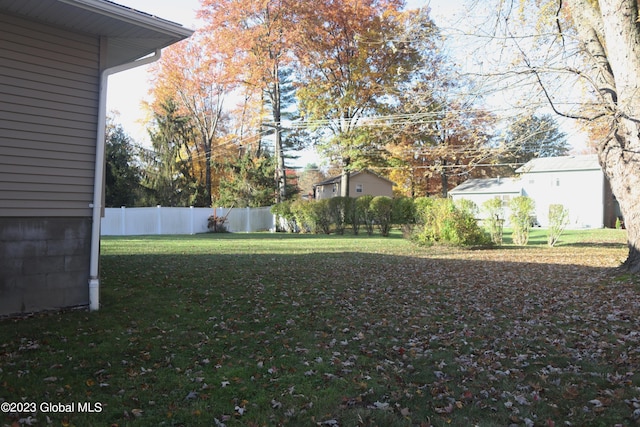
264,122,287,204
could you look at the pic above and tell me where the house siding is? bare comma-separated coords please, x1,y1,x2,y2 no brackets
0,12,99,315
315,170,394,200
523,169,604,228
449,156,613,229
348,172,393,198
0,12,99,217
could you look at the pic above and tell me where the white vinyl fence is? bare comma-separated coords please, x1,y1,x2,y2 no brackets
101,206,275,236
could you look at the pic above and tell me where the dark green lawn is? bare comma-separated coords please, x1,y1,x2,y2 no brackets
2,229,638,426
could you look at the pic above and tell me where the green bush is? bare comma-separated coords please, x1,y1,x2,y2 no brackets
328,197,350,235
547,204,569,247
271,201,296,232
454,198,479,218
370,196,394,236
413,197,490,246
509,196,535,246
356,195,375,236
392,196,416,237
312,199,332,234
290,200,316,233
343,197,359,235
413,196,434,225
482,197,505,245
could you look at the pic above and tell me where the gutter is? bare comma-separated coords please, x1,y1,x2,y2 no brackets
88,49,162,312
59,0,195,36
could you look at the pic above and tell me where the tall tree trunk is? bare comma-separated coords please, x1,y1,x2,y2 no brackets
340,157,351,197
271,70,286,204
599,118,640,272
598,0,640,272
205,139,212,207
568,0,640,272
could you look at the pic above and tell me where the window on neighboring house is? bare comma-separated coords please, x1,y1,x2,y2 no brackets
555,178,560,187
333,183,338,193
356,183,363,193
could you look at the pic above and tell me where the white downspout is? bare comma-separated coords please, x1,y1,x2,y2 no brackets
89,49,162,311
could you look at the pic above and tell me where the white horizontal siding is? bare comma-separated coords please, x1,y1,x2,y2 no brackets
0,12,100,217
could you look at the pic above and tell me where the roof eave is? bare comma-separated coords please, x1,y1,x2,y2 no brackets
60,0,194,39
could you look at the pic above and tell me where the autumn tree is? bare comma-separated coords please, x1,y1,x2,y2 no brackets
293,2,436,197
198,0,300,203
297,164,327,199
466,0,640,271
148,35,232,207
382,41,497,198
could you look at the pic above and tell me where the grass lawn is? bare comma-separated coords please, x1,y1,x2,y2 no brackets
2,228,639,426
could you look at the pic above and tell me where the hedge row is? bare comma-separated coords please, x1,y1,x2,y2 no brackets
271,196,491,246
272,195,566,247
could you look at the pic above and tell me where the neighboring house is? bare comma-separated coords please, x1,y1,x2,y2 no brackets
449,155,618,228
0,0,193,316
314,169,394,200
516,154,617,228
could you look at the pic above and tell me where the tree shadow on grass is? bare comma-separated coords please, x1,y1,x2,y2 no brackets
2,238,636,426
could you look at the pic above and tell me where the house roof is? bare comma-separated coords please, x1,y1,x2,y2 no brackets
314,169,395,187
515,154,600,174
0,0,194,68
449,177,522,195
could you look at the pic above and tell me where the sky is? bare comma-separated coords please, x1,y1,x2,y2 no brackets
107,0,465,156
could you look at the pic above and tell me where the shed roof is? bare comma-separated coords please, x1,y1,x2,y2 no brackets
0,0,194,68
449,177,522,195
515,154,600,174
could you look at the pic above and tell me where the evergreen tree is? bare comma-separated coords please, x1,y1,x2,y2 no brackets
104,117,142,207
503,114,570,164
216,153,276,208
144,98,208,206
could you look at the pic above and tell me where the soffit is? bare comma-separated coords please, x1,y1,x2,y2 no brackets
0,0,193,68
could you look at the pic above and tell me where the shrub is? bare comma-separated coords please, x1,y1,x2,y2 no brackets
454,198,479,218
328,197,350,235
413,197,434,226
356,195,375,235
313,199,332,234
413,197,489,246
207,211,228,233
344,197,359,235
392,197,416,237
370,196,394,236
290,200,316,233
509,196,535,246
271,201,296,232
482,197,505,245
547,204,570,247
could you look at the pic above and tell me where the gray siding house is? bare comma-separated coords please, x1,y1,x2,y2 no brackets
0,0,193,315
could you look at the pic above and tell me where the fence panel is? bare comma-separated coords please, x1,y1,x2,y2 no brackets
101,206,275,236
